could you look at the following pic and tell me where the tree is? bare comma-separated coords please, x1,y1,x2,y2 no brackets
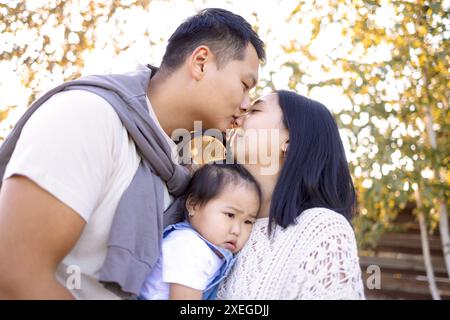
282,0,449,295
0,0,151,140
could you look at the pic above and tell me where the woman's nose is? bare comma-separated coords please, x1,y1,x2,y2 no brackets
234,114,246,127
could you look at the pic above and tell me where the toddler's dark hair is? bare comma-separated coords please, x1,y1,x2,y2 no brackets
183,163,262,218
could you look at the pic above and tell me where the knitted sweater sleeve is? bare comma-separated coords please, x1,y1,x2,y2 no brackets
287,209,366,300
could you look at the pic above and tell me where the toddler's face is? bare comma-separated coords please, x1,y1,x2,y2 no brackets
189,183,260,254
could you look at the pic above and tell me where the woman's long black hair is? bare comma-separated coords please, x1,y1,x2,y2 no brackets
269,90,356,231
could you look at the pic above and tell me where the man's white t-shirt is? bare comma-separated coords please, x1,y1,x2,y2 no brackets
3,89,175,299
139,228,223,300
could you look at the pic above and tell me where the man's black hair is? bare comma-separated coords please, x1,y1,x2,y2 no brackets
160,8,265,73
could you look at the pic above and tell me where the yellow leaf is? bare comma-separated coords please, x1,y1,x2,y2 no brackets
418,26,427,36
0,109,10,122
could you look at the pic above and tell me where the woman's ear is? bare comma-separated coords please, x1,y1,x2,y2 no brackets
189,45,212,81
281,140,289,154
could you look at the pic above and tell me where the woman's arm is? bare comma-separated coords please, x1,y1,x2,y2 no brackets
169,283,202,300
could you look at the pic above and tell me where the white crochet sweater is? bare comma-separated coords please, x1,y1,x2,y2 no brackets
217,208,365,300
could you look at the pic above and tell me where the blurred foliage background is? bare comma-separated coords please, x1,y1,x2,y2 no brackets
0,0,449,265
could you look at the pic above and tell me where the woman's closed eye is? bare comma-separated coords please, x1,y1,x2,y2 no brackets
242,81,249,92
248,100,263,113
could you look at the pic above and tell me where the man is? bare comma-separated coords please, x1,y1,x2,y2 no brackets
0,8,265,299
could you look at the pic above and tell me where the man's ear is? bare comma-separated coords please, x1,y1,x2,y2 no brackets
189,45,213,81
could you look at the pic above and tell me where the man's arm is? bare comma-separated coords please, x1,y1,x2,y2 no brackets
0,175,86,299
169,283,202,300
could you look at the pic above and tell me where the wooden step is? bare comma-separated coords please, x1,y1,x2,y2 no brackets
362,272,450,300
360,253,448,277
375,233,443,255
357,206,449,299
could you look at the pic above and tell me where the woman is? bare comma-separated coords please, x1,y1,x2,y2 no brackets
217,90,365,299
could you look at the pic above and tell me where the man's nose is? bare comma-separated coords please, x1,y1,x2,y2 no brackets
240,96,251,113
233,97,251,127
